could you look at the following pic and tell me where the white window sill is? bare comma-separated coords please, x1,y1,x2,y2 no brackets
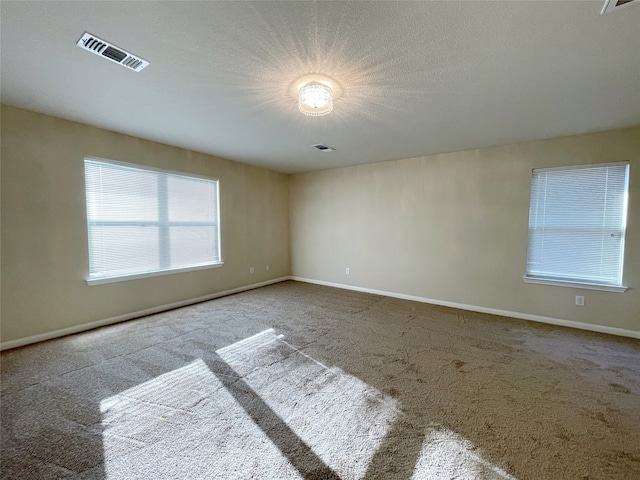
87,262,224,286
523,276,627,293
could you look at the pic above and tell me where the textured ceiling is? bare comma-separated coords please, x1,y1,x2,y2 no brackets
1,1,639,173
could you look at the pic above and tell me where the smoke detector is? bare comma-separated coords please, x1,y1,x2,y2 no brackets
601,0,638,14
76,33,149,72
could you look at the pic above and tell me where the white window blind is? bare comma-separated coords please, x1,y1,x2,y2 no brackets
525,162,629,290
84,158,221,283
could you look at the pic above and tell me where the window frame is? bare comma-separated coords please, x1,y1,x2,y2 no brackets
84,157,223,286
523,161,629,293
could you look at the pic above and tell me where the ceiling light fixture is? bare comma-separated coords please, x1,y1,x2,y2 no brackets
299,82,333,117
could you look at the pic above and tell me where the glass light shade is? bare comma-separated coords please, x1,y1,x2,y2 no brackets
299,82,333,116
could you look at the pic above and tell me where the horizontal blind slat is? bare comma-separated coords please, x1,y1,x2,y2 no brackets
526,163,629,287
84,159,221,281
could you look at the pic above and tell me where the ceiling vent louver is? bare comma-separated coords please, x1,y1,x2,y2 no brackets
601,0,638,14
312,144,336,152
76,32,149,72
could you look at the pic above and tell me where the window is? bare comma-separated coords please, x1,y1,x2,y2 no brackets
84,158,221,284
524,161,629,292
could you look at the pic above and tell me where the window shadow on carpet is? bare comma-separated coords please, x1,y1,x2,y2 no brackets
205,355,342,480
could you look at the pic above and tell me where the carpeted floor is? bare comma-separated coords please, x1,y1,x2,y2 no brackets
1,280,639,479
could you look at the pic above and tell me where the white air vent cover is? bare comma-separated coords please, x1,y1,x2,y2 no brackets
76,33,149,72
601,0,638,14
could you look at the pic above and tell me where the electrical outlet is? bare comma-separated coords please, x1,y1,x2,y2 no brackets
266,264,270,271
575,295,585,306
249,267,254,274
345,267,350,275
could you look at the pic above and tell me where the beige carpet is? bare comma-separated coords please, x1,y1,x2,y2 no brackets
1,280,639,479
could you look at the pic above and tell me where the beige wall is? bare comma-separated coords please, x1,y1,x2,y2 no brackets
291,127,640,333
2,104,638,345
1,105,290,344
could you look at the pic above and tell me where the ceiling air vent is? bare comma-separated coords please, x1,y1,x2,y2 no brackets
312,144,336,152
76,32,149,72
601,0,638,14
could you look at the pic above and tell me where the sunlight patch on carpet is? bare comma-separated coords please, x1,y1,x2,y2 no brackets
411,426,517,480
99,329,400,479
100,358,302,478
216,329,401,479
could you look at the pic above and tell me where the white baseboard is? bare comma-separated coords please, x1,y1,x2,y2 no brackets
3,275,637,350
0,277,290,351
290,276,640,340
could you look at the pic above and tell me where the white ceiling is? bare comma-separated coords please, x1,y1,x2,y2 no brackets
1,1,639,173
